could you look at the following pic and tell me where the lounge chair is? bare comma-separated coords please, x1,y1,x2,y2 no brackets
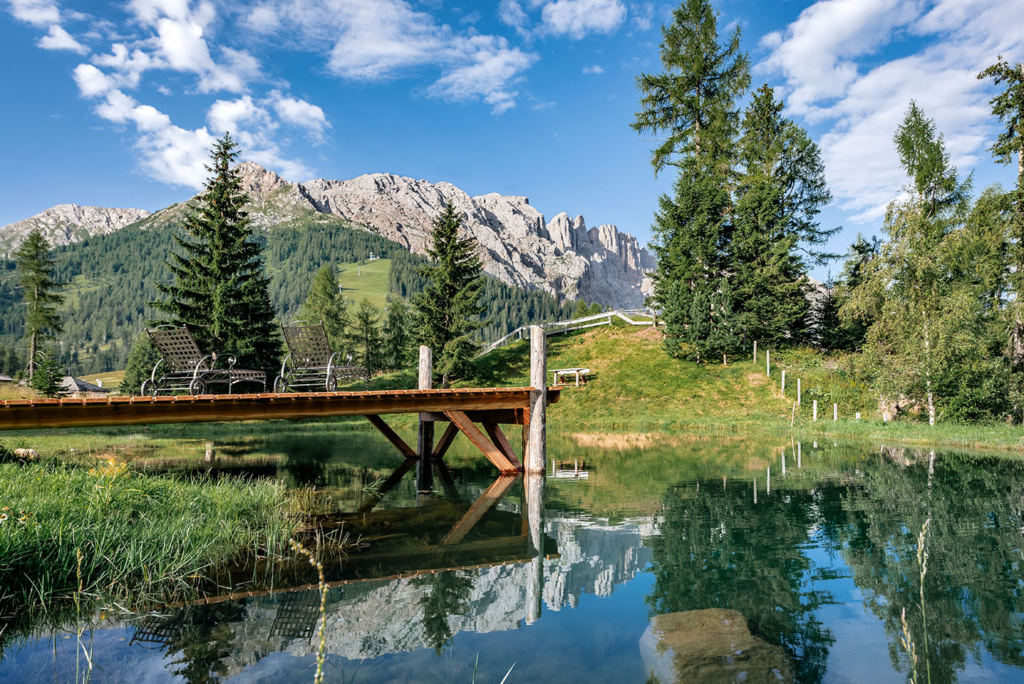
273,321,369,392
141,324,266,396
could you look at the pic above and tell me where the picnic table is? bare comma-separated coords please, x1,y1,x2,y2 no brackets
552,367,590,386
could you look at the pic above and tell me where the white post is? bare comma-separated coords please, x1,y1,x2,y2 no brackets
781,370,786,394
525,472,545,624
813,400,818,422
856,412,861,420
753,340,757,363
798,443,802,469
528,326,547,474
833,403,838,421
767,466,770,494
797,379,801,405
766,350,770,377
782,451,786,475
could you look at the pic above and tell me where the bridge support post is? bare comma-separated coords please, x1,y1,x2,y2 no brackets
525,471,545,624
417,346,434,462
528,326,546,474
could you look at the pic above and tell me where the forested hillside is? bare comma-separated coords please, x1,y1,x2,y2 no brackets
0,214,576,377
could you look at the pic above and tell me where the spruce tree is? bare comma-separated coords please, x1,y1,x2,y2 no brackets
632,0,749,357
381,299,411,372
122,332,161,396
412,202,485,386
732,85,835,346
14,228,63,379
347,299,382,375
979,58,1024,364
30,346,64,398
300,264,349,349
153,133,281,372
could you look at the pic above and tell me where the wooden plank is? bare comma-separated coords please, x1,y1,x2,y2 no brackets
443,475,519,545
365,415,417,459
483,423,523,471
0,388,559,431
444,410,518,474
432,422,459,460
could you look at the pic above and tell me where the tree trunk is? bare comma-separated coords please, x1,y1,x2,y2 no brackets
29,331,36,380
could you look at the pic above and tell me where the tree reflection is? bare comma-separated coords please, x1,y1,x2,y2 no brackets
413,570,475,654
647,480,836,683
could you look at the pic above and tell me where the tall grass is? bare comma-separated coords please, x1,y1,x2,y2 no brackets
0,458,300,617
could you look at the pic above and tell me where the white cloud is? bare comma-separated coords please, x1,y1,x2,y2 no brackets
38,24,88,53
428,35,535,114
7,0,59,27
541,0,626,39
629,2,653,31
73,63,116,97
498,0,530,34
246,5,279,33
760,0,1024,222
582,64,604,74
269,91,329,140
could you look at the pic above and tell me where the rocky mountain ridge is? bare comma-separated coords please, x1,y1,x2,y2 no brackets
0,204,150,257
0,163,656,308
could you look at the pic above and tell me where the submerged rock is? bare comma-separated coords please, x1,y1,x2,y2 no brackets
639,608,792,683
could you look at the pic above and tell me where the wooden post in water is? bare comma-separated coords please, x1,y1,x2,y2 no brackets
526,471,545,624
416,346,434,497
528,326,547,474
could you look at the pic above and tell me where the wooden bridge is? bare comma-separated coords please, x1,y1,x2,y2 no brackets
0,326,557,475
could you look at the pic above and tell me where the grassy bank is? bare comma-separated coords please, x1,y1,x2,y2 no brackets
476,323,1024,453
0,455,302,617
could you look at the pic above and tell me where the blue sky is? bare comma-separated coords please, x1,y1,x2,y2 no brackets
2,0,1022,279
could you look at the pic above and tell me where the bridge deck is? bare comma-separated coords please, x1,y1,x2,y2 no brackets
0,386,560,431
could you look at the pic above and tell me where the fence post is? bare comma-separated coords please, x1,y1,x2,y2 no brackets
754,340,757,363
528,326,547,474
766,350,770,377
833,403,838,421
813,400,818,422
797,379,801,405
781,370,786,394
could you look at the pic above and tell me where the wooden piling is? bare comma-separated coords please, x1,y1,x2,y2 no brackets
525,472,545,624
528,326,547,474
417,346,434,460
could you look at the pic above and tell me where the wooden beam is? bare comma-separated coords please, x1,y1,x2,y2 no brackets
483,423,523,471
444,410,519,474
355,458,416,514
365,415,417,459
419,409,526,425
443,475,519,545
433,458,459,500
0,388,559,431
432,422,459,460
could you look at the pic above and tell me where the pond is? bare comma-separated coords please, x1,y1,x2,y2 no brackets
1,428,1023,683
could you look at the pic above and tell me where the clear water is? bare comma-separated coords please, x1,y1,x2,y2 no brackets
2,429,1024,683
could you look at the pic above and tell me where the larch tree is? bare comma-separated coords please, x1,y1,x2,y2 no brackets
346,299,382,375
301,264,349,350
14,228,63,379
844,103,974,425
153,134,281,373
979,57,1024,364
631,0,749,357
381,298,412,372
732,85,836,346
412,202,485,386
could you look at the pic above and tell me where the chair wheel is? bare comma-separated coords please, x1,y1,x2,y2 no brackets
273,376,287,393
326,374,337,392
189,378,207,396
141,379,156,397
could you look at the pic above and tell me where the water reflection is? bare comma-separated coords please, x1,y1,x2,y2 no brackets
2,433,1024,683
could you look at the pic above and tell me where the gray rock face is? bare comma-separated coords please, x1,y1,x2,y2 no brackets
286,170,656,308
0,204,151,257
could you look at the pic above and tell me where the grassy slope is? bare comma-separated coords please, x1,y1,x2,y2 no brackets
337,258,391,310
475,322,1024,453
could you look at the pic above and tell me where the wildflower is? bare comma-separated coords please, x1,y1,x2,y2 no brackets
0,513,7,524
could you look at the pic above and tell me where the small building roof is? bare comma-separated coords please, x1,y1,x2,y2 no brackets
60,376,110,393
0,374,13,383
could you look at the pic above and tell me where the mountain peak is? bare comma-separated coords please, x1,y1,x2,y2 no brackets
0,203,151,257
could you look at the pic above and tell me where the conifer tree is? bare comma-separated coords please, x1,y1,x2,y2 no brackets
347,299,382,375
632,0,749,357
30,346,64,398
300,264,349,349
412,202,485,386
381,299,411,372
14,228,63,379
122,332,161,396
153,133,280,372
732,85,835,346
979,57,1024,364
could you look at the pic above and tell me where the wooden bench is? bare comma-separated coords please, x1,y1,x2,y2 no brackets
551,367,590,387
